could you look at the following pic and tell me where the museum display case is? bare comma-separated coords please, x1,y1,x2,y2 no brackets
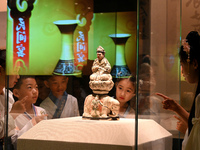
1,0,199,149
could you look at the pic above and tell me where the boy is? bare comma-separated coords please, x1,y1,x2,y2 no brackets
12,76,47,149
40,75,79,119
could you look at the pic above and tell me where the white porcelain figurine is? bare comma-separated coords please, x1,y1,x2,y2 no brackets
82,46,120,120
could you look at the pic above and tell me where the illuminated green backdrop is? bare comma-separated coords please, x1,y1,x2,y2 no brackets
7,0,136,75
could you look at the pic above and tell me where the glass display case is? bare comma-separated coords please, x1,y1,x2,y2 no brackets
0,0,199,149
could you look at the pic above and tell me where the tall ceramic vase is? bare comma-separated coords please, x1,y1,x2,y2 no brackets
53,20,80,75
109,33,131,78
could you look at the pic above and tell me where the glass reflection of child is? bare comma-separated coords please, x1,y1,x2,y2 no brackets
40,75,79,119
115,76,136,118
34,76,50,106
0,49,21,150
12,76,47,149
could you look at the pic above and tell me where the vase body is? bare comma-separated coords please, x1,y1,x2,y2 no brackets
53,20,80,75
109,33,131,78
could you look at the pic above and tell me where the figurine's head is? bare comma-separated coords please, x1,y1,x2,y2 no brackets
96,46,105,61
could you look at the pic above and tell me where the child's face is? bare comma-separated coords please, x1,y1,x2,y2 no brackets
14,78,38,105
9,75,20,88
116,79,135,104
45,76,68,98
0,66,19,88
181,61,198,84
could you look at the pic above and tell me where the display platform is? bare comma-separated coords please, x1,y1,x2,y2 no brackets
17,117,172,150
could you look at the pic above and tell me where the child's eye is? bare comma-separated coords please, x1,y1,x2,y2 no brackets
27,86,32,89
118,87,122,90
127,90,133,93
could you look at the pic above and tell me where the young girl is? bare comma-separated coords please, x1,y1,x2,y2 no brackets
156,31,200,150
115,75,136,118
12,76,47,149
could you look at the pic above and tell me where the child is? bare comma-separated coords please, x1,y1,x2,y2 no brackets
156,31,200,150
115,75,136,118
0,49,25,150
40,75,79,119
12,76,47,149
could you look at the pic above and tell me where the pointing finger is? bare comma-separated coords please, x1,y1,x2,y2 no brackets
173,115,181,121
155,93,170,100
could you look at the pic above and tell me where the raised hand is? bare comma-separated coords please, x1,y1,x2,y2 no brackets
156,93,179,112
156,92,189,124
173,115,187,134
10,96,27,114
34,114,48,123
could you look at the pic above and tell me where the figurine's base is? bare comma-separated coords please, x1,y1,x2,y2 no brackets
82,116,119,121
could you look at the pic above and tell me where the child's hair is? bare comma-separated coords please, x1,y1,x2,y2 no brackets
0,49,6,69
179,31,200,64
13,75,36,89
35,75,47,81
13,75,36,101
115,75,136,90
179,31,200,135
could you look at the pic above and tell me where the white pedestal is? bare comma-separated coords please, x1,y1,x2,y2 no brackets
17,117,172,150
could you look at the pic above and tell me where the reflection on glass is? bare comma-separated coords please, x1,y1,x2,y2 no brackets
53,20,81,75
109,33,131,78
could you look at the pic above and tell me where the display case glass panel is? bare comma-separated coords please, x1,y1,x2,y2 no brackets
1,0,198,150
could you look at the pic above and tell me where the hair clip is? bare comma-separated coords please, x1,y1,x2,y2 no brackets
182,39,190,63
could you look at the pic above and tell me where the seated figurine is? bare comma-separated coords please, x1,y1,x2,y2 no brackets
90,46,111,81
89,46,114,94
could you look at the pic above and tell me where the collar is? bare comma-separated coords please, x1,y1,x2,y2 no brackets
49,91,68,107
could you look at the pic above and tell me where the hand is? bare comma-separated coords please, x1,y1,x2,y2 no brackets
155,93,178,111
174,115,187,134
34,114,48,124
10,96,27,114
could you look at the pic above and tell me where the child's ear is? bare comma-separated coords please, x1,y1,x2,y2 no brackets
44,80,50,88
13,89,20,98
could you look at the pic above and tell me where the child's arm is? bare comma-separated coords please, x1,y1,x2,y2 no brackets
11,113,48,148
156,93,189,123
11,118,37,149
